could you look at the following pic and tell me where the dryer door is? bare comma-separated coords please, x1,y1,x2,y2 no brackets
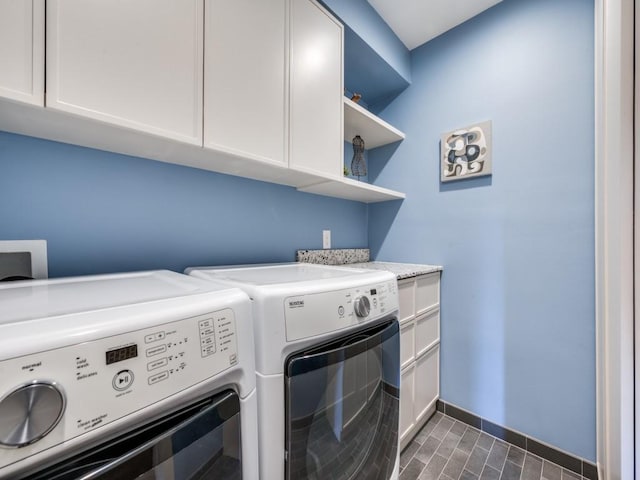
23,390,242,480
285,318,400,480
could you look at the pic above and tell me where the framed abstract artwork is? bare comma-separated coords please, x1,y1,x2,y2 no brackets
441,120,492,182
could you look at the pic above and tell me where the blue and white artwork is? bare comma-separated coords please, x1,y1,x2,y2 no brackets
441,120,492,182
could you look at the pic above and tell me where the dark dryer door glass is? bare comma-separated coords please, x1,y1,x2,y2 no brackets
285,318,400,480
23,391,242,480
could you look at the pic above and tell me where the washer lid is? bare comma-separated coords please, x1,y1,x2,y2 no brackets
0,270,234,324
188,263,371,286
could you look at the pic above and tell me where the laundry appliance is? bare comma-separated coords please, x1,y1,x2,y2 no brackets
186,263,401,480
0,270,258,479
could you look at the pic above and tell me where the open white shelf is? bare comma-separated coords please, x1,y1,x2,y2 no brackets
0,97,408,205
298,177,405,203
343,97,405,149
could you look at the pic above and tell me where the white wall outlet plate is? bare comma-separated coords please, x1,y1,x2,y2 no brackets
322,230,331,249
0,240,48,280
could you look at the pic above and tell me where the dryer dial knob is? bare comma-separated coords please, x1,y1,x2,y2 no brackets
0,382,65,448
354,296,371,318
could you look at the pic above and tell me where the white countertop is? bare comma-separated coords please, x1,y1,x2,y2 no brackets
342,261,442,280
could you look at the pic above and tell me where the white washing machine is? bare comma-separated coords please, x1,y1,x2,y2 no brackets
0,270,258,480
186,263,401,480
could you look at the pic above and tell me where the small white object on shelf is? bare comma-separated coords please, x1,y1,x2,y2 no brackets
343,97,405,149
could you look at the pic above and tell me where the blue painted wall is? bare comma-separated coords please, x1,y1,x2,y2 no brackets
321,0,410,81
0,132,368,278
321,0,411,106
369,0,595,461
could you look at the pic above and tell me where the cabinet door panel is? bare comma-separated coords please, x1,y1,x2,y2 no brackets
398,278,415,324
415,309,439,357
47,0,203,144
400,320,415,369
289,0,342,177
416,273,440,315
204,0,286,164
399,364,415,446
0,0,44,105
414,345,439,424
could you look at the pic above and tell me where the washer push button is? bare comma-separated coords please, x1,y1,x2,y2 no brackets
144,331,166,344
146,345,167,357
113,370,134,391
148,371,169,385
199,317,217,358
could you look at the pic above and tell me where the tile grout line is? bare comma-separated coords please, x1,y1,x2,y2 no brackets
413,413,589,480
457,424,482,479
401,411,442,475
479,438,495,480
497,441,509,480
437,417,458,478
438,427,460,480
444,402,594,480
413,412,445,479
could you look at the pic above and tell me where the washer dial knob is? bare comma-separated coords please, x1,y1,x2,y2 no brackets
0,382,65,448
354,296,371,318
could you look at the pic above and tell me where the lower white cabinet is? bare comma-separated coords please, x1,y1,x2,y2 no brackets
416,308,439,356
414,344,440,424
398,272,441,450
400,363,416,442
400,320,415,369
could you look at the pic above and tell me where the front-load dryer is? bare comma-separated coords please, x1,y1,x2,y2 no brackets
186,263,401,480
0,270,258,480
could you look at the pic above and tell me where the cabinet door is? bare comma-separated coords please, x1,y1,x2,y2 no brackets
204,0,286,165
289,0,343,177
400,320,415,370
0,0,44,105
414,345,439,424
399,364,415,448
47,0,203,145
415,309,439,357
415,273,440,316
398,278,415,323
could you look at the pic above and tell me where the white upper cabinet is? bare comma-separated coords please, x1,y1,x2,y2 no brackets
289,0,343,178
46,0,204,145
204,0,286,165
0,0,402,202
0,0,44,106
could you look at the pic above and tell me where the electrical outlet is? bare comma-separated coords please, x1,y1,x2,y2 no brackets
322,230,331,249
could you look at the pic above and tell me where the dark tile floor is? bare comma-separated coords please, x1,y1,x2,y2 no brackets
399,412,588,480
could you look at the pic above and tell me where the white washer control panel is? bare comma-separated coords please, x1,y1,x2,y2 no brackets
284,280,398,341
0,309,238,468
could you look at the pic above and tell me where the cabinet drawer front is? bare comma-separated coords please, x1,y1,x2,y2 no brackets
414,345,439,423
400,320,415,369
398,278,415,323
415,309,439,357
415,273,439,315
399,363,415,443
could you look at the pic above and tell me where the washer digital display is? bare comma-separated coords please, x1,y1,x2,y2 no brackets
106,345,138,365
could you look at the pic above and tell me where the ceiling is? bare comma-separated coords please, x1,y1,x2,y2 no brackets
367,0,503,50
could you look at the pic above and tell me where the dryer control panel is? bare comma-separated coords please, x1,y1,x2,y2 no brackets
0,309,238,469
284,280,398,341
